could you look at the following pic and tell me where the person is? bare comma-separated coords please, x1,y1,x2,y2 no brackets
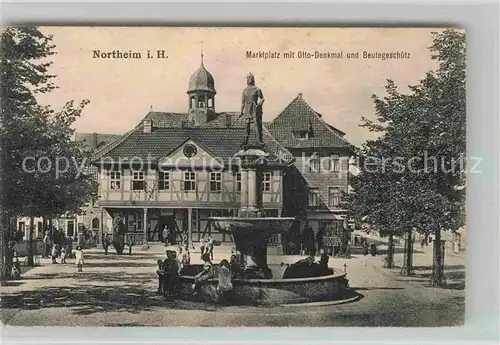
66,235,73,259
229,254,243,279
316,224,326,252
217,259,233,305
51,243,59,264
192,253,214,295
207,236,214,260
11,252,21,279
183,246,191,265
75,246,84,272
103,234,110,255
177,246,188,270
156,259,164,294
362,240,369,256
200,237,206,259
162,250,180,297
314,250,334,276
60,246,67,264
283,254,316,279
162,226,170,246
301,222,316,255
43,231,52,259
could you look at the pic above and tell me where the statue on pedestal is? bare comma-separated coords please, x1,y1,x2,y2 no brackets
241,73,265,147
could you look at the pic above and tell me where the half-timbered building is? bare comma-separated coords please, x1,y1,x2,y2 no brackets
92,58,353,249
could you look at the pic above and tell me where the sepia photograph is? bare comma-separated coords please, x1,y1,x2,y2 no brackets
0,26,466,327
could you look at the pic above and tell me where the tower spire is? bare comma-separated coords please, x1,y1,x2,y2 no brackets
200,40,204,66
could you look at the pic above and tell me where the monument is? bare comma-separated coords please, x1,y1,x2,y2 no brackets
240,72,265,146
176,74,347,304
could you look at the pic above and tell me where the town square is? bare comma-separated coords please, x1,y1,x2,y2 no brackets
1,27,466,327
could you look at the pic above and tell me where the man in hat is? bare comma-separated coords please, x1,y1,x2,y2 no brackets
241,73,265,145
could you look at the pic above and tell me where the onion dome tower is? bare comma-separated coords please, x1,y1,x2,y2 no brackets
187,51,216,126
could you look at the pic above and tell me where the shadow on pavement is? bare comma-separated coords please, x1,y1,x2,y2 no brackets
350,287,404,291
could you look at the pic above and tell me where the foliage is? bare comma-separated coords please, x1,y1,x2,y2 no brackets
344,30,466,277
1,26,96,270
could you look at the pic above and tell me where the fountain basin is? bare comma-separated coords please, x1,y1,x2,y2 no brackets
210,217,295,237
174,264,348,305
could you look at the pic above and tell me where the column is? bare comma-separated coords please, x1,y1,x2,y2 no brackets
100,208,105,246
143,208,148,250
240,170,249,208
187,208,193,248
247,169,257,208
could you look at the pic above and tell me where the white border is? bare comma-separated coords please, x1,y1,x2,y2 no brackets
1,1,499,345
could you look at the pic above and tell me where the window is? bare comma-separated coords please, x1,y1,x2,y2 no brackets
109,171,121,190
183,171,196,191
262,172,272,192
92,218,100,229
309,156,320,173
235,173,241,192
328,187,340,207
308,188,320,207
158,171,170,190
132,171,145,191
329,155,340,172
210,172,222,193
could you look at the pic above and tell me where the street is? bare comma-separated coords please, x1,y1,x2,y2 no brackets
1,245,465,327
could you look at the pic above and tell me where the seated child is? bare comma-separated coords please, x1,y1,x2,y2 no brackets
192,253,214,294
217,259,233,304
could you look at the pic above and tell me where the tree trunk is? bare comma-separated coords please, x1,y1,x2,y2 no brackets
433,229,443,287
1,213,12,281
27,216,35,266
386,233,394,269
405,230,413,276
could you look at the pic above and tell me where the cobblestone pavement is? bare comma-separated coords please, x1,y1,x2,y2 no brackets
1,244,465,327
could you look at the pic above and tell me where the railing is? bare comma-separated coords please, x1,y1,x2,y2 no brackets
123,232,145,245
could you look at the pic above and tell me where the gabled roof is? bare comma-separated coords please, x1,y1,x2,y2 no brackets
266,94,351,149
92,112,294,167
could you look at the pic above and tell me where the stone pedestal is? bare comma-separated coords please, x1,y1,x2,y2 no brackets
235,145,270,269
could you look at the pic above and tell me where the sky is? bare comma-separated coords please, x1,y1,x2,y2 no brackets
38,27,444,146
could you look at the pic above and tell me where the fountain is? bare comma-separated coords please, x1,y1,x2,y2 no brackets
169,74,348,305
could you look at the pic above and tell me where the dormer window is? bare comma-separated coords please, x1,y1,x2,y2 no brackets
294,130,309,140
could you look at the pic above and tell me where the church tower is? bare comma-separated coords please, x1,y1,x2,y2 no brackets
187,51,216,126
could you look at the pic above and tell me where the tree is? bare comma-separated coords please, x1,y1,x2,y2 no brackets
345,29,466,283
1,26,96,273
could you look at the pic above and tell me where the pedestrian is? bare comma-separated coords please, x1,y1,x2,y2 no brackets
75,246,84,272
200,237,206,259
60,246,67,264
207,236,214,260
192,253,214,295
67,236,73,259
162,226,170,246
51,243,58,264
362,240,369,256
184,246,191,265
156,259,163,294
103,234,110,255
162,250,180,297
11,252,21,279
43,232,51,259
217,259,233,305
301,221,316,255
316,224,326,252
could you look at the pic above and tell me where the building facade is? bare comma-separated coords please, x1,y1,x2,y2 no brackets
92,58,353,249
